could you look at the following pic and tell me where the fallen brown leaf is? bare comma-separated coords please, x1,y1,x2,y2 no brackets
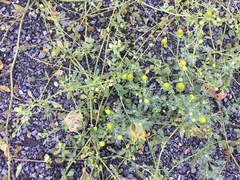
14,85,19,94
14,145,22,155
2,174,8,180
64,110,83,132
202,84,227,101
130,16,136,25
184,147,190,155
0,60,3,70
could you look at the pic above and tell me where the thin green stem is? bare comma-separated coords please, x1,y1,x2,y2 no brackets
98,157,117,179
153,127,179,179
184,71,194,88
141,1,191,17
169,142,217,174
120,96,131,120
5,1,31,179
63,138,91,177
220,115,240,171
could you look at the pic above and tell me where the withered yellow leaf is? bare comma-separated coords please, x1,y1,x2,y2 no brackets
13,4,25,17
51,47,61,57
0,85,11,92
80,168,94,180
0,140,9,157
0,0,11,5
56,39,63,48
53,69,63,77
44,154,51,162
128,123,146,142
64,110,83,132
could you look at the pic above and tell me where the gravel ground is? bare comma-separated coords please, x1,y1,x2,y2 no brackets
0,0,239,180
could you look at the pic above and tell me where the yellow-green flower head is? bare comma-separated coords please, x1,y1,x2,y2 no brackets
142,75,148,81
199,20,204,25
205,11,212,18
122,74,127,79
176,28,184,36
189,94,195,100
161,37,167,45
163,82,170,89
105,109,111,115
176,82,185,92
99,141,105,147
178,60,186,67
198,39,203,44
144,99,149,104
117,135,123,140
181,66,187,71
107,122,114,130
199,117,206,124
127,74,134,81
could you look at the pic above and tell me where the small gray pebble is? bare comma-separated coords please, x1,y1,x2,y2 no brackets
18,90,24,95
90,19,97,25
25,34,31,41
43,31,48,36
31,130,38,136
127,174,134,179
38,51,46,59
144,146,149,152
35,135,41,140
60,20,69,27
191,168,197,173
76,25,84,32
181,166,188,174
30,12,37,19
1,168,8,175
